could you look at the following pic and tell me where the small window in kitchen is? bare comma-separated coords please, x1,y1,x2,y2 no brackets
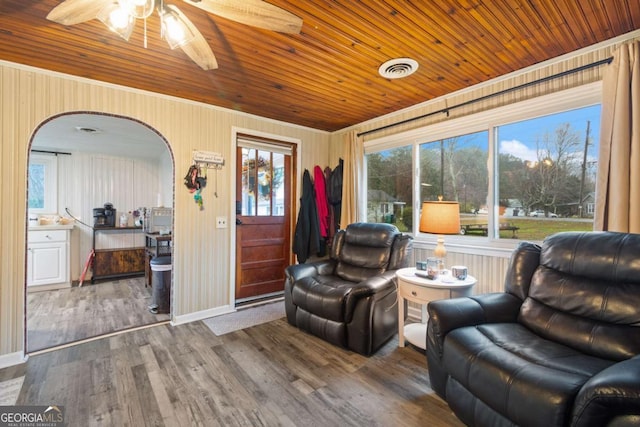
28,153,58,214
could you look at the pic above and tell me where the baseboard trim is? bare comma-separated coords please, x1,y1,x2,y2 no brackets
0,351,26,369
172,305,235,326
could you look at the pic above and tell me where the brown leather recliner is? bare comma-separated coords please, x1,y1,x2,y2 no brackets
427,231,640,427
284,222,413,356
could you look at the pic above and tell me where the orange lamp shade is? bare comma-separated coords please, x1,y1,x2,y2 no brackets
419,201,461,234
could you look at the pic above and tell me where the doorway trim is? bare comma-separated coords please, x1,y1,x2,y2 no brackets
229,127,301,308
24,111,176,354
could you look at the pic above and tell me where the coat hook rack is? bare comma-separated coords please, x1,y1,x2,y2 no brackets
192,150,225,170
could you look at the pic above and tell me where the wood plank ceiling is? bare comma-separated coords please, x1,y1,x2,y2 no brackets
1,1,639,132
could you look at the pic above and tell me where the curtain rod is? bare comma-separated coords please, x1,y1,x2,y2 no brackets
31,149,72,156
357,57,613,138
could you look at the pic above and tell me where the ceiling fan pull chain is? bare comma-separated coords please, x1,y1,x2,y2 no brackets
144,17,148,49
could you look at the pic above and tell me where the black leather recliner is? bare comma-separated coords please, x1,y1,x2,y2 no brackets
284,222,412,356
426,231,640,427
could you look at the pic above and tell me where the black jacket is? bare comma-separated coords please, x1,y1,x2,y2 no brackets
293,169,321,263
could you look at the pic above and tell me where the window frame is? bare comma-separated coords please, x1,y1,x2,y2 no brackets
28,152,58,215
364,82,601,254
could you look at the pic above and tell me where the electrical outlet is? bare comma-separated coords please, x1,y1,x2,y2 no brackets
216,216,228,228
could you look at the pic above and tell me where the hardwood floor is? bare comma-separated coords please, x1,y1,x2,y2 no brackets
27,277,170,352
7,319,464,426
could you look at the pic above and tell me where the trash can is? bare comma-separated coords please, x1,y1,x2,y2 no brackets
150,256,172,314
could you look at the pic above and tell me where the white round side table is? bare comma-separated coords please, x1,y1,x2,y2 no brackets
396,267,477,350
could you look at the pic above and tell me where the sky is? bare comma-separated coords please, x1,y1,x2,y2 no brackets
498,104,601,162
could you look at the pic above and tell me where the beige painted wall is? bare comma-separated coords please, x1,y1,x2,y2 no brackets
0,61,329,358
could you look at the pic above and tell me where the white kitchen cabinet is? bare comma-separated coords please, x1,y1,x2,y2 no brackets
27,226,72,290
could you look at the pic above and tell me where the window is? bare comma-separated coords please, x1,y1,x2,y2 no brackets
364,83,601,243
366,145,413,232
28,153,58,214
497,105,600,240
419,131,489,237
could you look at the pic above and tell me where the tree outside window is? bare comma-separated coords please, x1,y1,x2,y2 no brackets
364,88,601,242
497,105,600,240
366,146,413,231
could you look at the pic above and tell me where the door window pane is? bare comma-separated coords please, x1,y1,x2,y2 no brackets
257,150,271,215
272,153,285,216
241,148,256,216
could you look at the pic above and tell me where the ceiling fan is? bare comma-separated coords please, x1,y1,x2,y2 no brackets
46,0,303,71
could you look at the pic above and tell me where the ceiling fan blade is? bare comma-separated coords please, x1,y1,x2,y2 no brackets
47,0,112,26
170,5,219,70
182,0,302,34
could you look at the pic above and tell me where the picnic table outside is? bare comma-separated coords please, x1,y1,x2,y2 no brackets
459,216,519,238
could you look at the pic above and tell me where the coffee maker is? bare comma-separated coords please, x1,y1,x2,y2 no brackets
93,202,116,227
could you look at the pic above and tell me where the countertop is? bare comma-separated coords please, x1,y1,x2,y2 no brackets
28,224,75,231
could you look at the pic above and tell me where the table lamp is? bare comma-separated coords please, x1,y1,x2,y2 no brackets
419,198,460,270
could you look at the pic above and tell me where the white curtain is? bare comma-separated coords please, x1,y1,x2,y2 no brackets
595,41,640,233
340,130,364,227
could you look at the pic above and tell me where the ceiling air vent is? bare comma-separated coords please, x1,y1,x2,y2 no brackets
378,58,419,79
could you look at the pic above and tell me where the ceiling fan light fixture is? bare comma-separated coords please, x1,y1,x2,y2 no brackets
97,2,136,41
160,5,196,49
118,0,155,20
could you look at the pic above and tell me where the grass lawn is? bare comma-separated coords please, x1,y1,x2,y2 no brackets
501,218,593,241
390,216,593,241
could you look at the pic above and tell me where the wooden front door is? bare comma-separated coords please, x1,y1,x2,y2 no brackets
235,141,294,302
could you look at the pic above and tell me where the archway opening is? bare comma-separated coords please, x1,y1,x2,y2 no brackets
25,112,175,353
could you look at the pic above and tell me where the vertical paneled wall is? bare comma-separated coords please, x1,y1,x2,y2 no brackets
0,62,329,357
410,247,512,296
405,246,513,318
56,151,166,280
